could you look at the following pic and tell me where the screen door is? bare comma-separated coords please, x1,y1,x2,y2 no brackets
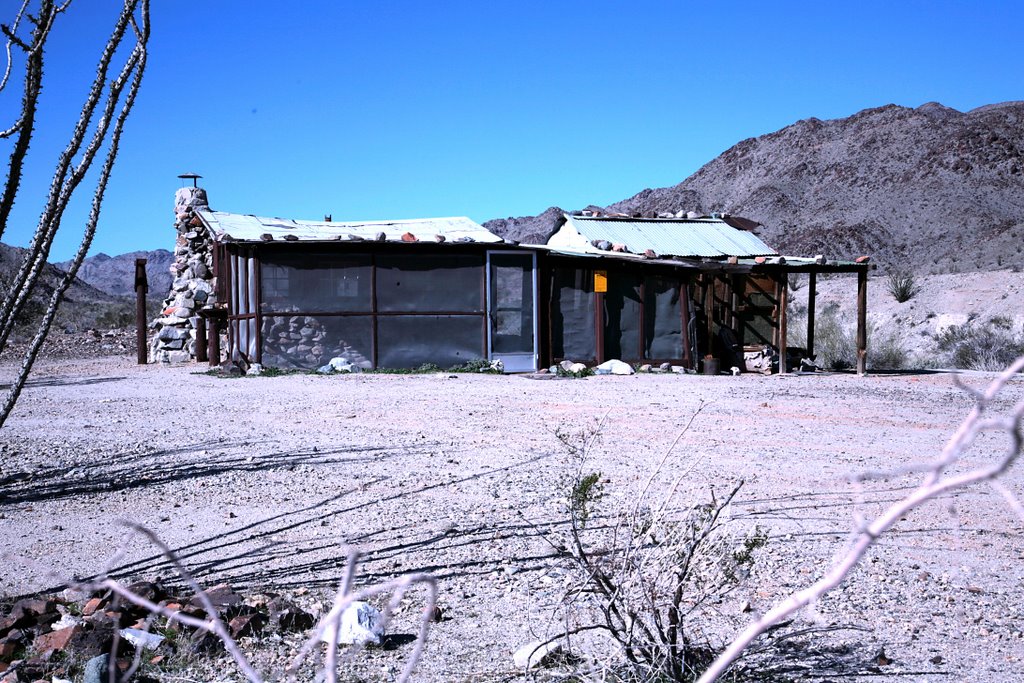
486,251,538,372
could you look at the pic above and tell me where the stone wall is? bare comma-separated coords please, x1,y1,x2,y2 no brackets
149,187,218,363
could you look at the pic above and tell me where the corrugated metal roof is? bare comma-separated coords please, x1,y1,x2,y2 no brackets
196,211,503,244
557,215,777,258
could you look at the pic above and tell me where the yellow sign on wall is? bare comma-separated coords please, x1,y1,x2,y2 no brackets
594,270,608,293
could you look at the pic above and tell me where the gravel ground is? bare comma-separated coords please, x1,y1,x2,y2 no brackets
1,355,1023,681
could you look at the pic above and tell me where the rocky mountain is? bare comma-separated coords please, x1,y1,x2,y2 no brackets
487,101,1024,273
0,242,137,333
58,249,174,298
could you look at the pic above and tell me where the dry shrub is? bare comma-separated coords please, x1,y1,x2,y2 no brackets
934,317,1024,371
541,416,768,682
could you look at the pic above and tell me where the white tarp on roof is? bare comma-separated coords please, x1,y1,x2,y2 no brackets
196,210,503,244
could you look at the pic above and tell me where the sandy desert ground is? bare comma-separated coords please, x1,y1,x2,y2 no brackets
1,354,1023,681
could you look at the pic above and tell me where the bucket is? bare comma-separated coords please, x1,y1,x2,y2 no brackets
702,358,720,376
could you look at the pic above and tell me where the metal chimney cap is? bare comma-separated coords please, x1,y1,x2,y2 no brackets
177,172,203,187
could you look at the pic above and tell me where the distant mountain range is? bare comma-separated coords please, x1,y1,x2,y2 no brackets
57,249,173,298
485,101,1024,273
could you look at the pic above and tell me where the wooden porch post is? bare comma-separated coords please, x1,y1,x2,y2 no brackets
856,269,868,375
807,271,817,357
704,275,714,359
134,258,148,365
778,272,788,375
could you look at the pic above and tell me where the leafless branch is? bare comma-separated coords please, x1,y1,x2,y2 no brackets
697,356,1024,682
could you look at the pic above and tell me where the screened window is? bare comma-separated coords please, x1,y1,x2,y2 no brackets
260,252,372,313
604,273,641,360
551,267,595,360
643,277,683,359
376,254,483,313
377,316,484,368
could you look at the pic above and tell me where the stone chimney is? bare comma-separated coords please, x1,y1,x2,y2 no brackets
149,186,217,363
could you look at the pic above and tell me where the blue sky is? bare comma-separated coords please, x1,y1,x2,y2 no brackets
5,0,1024,260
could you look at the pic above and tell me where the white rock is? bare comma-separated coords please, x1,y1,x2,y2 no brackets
567,362,587,374
246,363,264,376
320,601,385,646
594,359,634,375
328,357,354,373
513,639,563,669
118,628,165,650
51,614,82,630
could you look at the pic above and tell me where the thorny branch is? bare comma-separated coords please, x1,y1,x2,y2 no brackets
697,356,1024,683
0,0,149,429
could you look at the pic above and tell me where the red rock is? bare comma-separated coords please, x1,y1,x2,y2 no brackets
33,625,82,653
190,584,240,611
81,598,103,617
855,255,871,263
228,613,266,638
401,232,417,242
0,640,15,659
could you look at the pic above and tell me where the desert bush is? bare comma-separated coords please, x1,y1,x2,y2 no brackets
934,318,1024,371
886,271,921,303
545,421,768,681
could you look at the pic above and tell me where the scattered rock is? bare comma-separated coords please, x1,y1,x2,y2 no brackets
594,359,634,375
321,602,384,646
228,612,267,639
266,598,315,633
513,639,563,669
118,628,165,650
82,654,109,683
33,624,83,653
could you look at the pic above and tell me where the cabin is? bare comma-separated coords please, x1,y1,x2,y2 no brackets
153,187,872,374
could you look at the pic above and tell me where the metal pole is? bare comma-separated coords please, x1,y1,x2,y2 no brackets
134,258,148,365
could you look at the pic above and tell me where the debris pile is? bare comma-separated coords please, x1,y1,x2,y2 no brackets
0,582,315,683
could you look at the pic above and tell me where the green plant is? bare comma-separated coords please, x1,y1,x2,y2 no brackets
556,364,593,378
886,271,921,303
568,471,604,528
